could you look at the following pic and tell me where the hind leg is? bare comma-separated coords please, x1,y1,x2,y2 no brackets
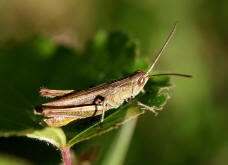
39,87,75,98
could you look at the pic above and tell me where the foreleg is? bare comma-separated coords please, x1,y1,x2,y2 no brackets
127,99,158,116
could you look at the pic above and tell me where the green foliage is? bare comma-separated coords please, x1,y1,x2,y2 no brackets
0,154,33,165
0,32,171,162
100,119,137,165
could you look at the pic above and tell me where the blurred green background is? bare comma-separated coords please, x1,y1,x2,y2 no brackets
0,0,227,165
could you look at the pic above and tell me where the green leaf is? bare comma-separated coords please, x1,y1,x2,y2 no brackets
67,106,143,147
26,127,66,147
0,154,33,165
0,31,171,149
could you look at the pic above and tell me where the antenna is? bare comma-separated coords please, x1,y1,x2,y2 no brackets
146,22,178,75
149,73,192,78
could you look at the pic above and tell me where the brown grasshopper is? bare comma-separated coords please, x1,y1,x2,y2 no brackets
34,23,191,127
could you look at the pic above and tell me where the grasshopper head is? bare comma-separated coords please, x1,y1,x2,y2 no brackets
130,70,149,96
130,23,192,97
130,23,178,97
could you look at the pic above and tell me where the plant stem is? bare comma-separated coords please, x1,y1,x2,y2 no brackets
61,147,71,165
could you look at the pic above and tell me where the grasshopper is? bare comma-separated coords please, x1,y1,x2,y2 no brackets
34,23,191,127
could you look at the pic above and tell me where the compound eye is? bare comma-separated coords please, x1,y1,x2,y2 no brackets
137,77,145,86
135,70,142,73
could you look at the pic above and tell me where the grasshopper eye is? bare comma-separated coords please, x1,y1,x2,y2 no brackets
137,77,145,86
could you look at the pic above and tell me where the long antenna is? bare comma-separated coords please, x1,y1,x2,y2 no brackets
146,22,178,75
149,73,192,78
